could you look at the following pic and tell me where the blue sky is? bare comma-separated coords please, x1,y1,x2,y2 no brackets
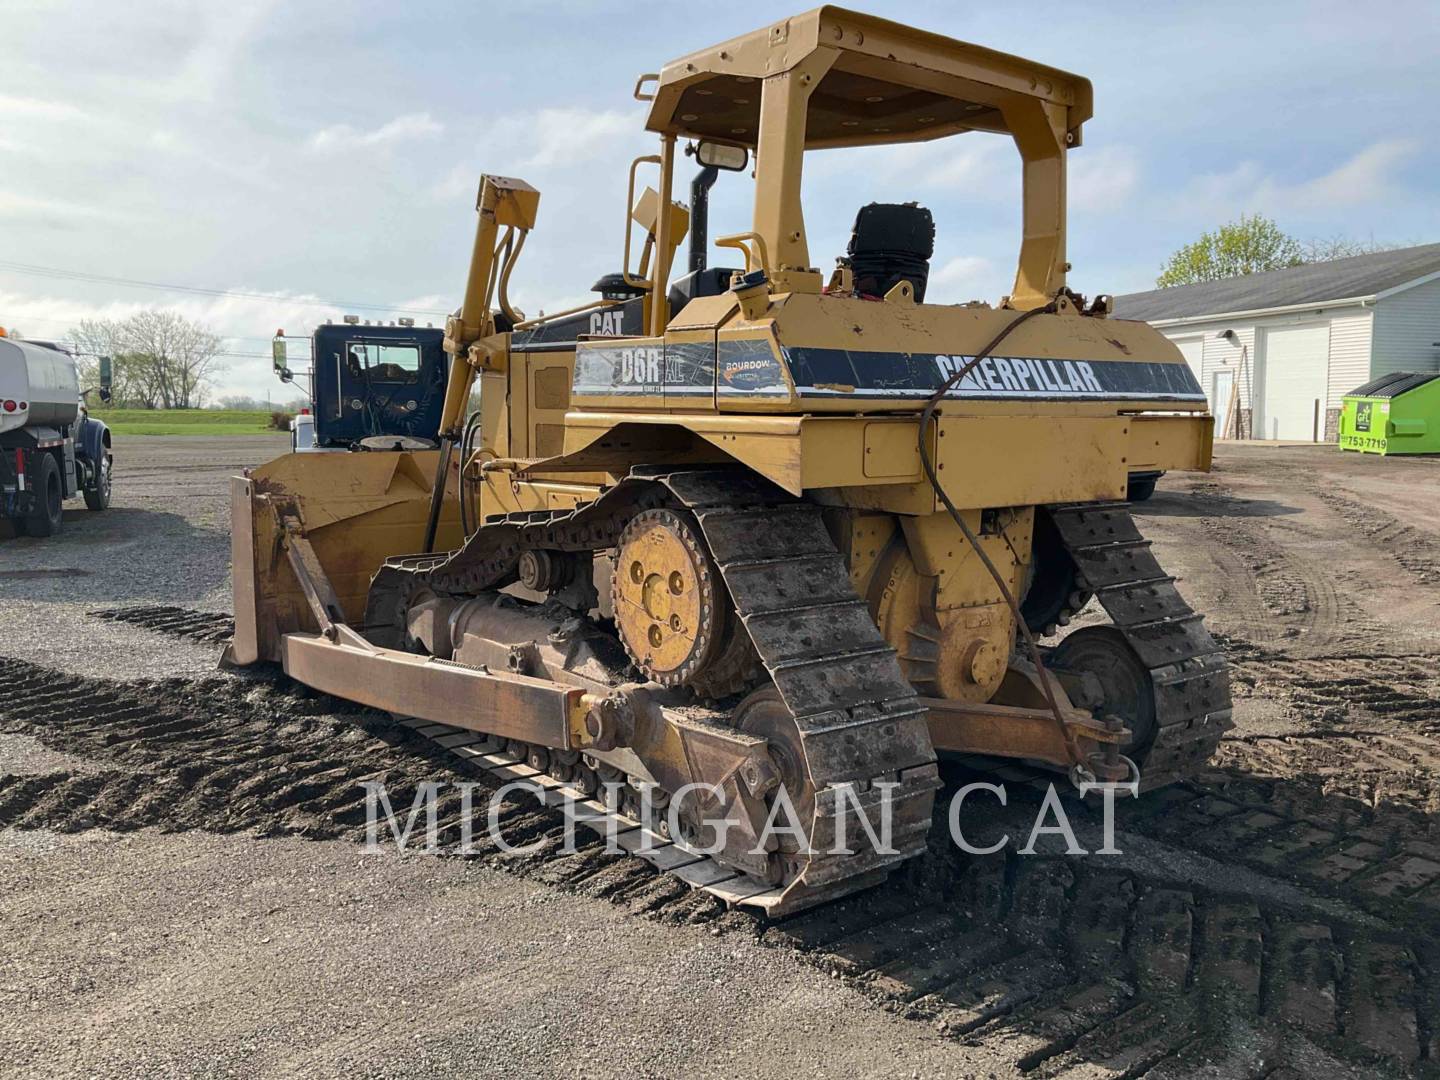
3,0,1437,399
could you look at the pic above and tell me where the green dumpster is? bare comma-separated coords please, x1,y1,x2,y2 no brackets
1338,371,1440,455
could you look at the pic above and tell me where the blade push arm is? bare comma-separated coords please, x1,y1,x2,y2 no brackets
437,174,541,439
425,176,540,552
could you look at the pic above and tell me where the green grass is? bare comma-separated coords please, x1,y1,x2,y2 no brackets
90,408,285,436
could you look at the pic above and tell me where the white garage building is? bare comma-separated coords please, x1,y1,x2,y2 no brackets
1113,243,1440,441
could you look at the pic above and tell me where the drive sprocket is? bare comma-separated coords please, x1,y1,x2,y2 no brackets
611,507,724,687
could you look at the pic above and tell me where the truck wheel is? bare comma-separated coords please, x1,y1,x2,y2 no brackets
24,453,64,537
84,454,112,511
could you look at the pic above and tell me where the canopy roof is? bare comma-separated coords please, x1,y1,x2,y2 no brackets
644,6,1092,150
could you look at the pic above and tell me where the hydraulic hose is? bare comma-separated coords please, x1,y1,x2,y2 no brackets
422,436,452,554
915,302,1089,771
458,408,484,538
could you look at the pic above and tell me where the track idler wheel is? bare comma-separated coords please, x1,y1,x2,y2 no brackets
731,686,815,883
1050,626,1157,757
611,508,725,688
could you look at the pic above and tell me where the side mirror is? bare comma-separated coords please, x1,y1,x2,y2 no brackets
98,355,113,399
272,333,287,375
695,141,748,172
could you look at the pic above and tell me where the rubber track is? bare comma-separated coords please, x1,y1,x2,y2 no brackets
0,655,1433,1074
1047,502,1233,789
89,604,235,643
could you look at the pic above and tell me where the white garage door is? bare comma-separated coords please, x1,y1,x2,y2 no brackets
1174,337,1205,403
1262,324,1329,440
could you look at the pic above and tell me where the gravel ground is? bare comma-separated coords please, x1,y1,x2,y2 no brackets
0,435,1013,1079
0,828,1004,1080
0,435,285,679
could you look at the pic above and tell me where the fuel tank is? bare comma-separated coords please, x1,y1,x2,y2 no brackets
0,337,80,434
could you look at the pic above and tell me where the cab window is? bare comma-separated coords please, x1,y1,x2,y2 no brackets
348,341,420,383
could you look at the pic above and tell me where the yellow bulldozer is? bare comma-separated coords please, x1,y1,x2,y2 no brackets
227,7,1230,915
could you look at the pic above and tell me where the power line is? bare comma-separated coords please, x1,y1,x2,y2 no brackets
0,311,426,347
0,258,452,317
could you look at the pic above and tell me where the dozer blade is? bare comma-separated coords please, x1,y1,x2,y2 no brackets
226,450,462,666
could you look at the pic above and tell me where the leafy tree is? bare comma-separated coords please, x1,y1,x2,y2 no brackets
68,311,223,408
1156,214,1303,287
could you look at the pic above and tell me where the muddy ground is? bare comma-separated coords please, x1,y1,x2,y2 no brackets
0,435,1437,1079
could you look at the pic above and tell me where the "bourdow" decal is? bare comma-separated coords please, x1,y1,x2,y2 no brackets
573,339,788,397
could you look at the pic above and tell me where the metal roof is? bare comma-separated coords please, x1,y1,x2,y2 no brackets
1347,371,1440,399
1112,242,1440,322
645,6,1092,150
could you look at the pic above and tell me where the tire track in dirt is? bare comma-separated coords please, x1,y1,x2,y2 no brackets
89,604,235,643
1,655,1434,1075
1173,479,1359,655
1227,651,1440,727
1313,489,1440,586
1118,748,1440,927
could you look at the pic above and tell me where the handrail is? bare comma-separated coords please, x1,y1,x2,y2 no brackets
622,155,661,290
633,73,659,102
715,231,772,279
513,297,623,331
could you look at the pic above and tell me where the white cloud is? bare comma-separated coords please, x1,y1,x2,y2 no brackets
1179,137,1420,218
0,94,88,121
1070,144,1140,213
928,255,1003,303
430,163,478,202
0,286,454,402
0,191,107,220
164,1,279,104
806,136,1011,193
516,107,633,168
1289,138,1418,207
309,112,445,152
428,106,641,200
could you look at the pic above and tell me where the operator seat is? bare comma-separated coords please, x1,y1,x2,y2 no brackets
845,202,935,302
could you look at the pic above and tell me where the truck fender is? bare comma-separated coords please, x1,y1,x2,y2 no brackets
77,416,111,479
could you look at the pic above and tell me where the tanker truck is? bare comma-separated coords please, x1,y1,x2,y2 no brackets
0,328,112,537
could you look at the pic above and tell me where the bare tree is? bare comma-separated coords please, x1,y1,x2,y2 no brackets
69,321,153,406
124,311,223,408
66,311,224,408
1299,234,1404,263
216,394,271,411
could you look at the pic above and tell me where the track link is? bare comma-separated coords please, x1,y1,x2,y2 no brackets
1046,502,1233,789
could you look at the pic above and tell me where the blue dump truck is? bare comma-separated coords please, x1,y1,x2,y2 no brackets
0,329,112,537
274,318,448,451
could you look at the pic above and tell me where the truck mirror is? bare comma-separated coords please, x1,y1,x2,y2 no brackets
695,141,748,172
99,355,112,390
272,335,287,374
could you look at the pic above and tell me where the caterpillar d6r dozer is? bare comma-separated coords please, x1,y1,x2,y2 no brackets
228,7,1230,916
